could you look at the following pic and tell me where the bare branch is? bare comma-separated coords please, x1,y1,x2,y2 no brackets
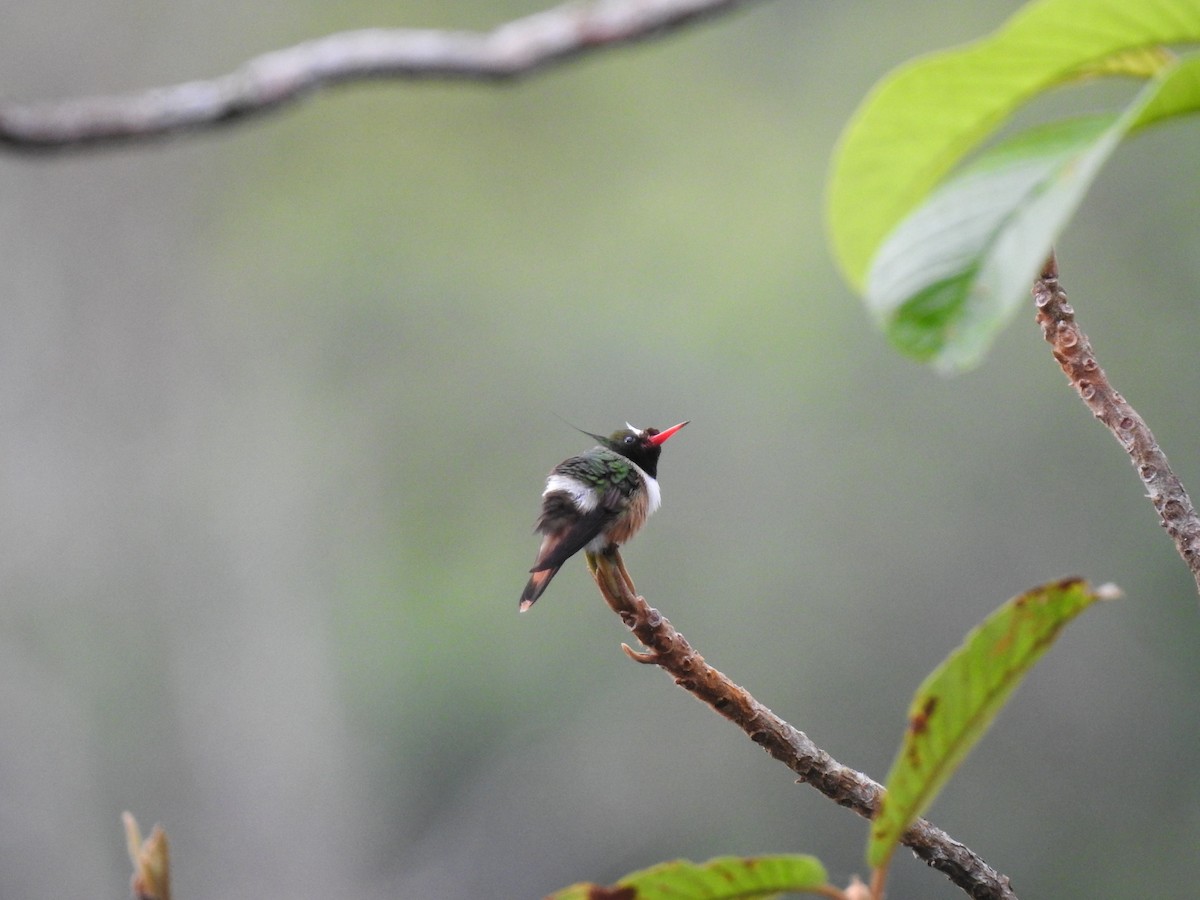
123,812,171,900
1033,254,1200,597
0,0,767,152
586,549,1019,900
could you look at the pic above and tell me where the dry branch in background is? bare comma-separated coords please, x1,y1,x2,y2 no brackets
586,549,1019,900
1034,254,1200,597
0,0,768,151
123,813,171,900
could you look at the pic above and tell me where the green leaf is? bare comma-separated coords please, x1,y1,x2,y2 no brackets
827,0,1200,290
547,854,828,900
867,578,1117,869
1071,45,1176,80
865,114,1118,371
863,52,1200,372
1129,52,1200,130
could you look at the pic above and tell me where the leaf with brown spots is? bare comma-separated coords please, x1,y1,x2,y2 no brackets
546,854,828,899
867,578,1117,869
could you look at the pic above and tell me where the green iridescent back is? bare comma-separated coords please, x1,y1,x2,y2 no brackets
553,447,639,497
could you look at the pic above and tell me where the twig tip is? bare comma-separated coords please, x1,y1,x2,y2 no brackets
620,642,658,664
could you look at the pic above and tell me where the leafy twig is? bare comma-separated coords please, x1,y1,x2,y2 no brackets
1033,253,1200,596
585,549,1018,900
0,0,767,151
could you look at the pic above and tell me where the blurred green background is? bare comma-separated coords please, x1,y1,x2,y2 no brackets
2,2,1199,898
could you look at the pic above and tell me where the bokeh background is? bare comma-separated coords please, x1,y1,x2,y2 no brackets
1,2,1198,898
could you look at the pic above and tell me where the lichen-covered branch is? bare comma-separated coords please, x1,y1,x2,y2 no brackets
586,549,1018,900
1034,254,1200,597
0,0,767,151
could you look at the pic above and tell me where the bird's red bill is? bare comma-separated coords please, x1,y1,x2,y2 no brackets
648,420,689,446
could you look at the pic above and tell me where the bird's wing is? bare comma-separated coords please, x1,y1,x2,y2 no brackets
530,487,625,573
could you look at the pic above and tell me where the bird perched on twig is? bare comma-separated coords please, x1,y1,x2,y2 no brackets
520,421,688,611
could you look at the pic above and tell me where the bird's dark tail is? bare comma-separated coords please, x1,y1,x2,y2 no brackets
519,566,560,612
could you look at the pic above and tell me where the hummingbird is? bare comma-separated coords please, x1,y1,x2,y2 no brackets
520,420,688,611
